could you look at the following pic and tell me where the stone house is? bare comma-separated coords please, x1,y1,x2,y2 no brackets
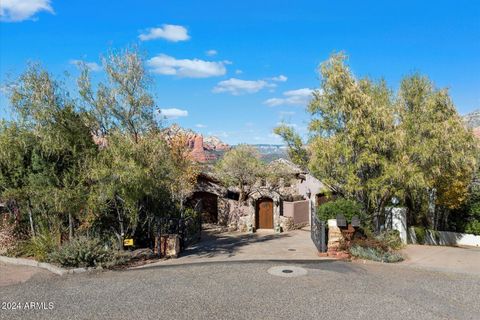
187,159,331,232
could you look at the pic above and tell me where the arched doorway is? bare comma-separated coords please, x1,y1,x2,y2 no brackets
256,198,274,229
190,192,218,223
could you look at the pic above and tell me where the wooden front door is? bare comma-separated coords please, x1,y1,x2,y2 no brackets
256,198,274,229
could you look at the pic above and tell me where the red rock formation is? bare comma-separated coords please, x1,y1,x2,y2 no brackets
190,135,207,162
163,124,230,162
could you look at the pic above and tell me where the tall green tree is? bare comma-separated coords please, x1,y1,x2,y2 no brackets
78,47,158,141
397,74,477,228
1,64,96,240
307,53,402,224
276,53,477,230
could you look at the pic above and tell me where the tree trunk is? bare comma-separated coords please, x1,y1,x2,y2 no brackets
68,212,73,240
28,207,35,238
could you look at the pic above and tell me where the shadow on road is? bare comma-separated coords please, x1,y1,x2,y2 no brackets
181,227,294,259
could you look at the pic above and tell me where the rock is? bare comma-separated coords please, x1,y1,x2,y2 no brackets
130,248,154,260
162,124,230,162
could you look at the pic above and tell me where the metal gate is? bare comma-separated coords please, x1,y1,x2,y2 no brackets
311,210,327,253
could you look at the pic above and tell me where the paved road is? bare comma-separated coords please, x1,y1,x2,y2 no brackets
1,260,479,320
0,262,52,287
401,244,480,276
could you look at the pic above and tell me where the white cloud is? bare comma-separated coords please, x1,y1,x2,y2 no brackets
213,78,276,95
147,54,227,78
159,108,189,119
235,69,243,75
279,111,295,116
270,75,288,82
264,88,314,107
1,0,53,22
139,24,190,42
276,122,297,127
69,60,101,72
205,49,217,57
195,124,207,128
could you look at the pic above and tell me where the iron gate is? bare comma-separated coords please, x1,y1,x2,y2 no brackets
311,210,327,253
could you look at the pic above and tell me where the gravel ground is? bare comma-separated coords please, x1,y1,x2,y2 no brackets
0,260,479,320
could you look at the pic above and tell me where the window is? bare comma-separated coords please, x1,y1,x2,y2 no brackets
226,191,240,201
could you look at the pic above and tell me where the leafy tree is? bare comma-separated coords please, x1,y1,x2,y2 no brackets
215,145,263,202
276,53,477,230
1,64,96,241
215,145,297,202
397,74,478,227
307,53,402,224
273,125,309,169
78,47,158,141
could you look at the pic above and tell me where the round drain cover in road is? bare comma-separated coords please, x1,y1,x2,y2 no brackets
267,266,307,278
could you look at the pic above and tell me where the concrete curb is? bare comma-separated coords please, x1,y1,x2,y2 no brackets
0,255,89,276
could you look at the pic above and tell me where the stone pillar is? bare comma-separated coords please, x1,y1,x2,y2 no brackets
385,207,407,244
327,219,343,252
154,234,180,258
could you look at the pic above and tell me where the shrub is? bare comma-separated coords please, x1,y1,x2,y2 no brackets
316,198,363,223
413,226,426,244
349,238,389,253
465,220,480,236
11,228,60,261
349,245,404,263
49,237,129,268
376,230,404,250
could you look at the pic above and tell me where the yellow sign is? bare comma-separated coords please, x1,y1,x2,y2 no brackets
123,238,134,246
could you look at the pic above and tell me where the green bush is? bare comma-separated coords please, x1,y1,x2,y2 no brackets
465,220,480,236
316,198,363,223
413,226,426,244
376,230,404,250
12,229,60,261
49,237,129,268
349,238,389,252
349,245,404,263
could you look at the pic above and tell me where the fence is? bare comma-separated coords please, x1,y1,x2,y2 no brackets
310,210,327,253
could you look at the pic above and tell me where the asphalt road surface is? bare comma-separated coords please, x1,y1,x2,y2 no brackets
1,260,479,320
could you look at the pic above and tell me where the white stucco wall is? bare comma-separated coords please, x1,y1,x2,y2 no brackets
408,228,480,247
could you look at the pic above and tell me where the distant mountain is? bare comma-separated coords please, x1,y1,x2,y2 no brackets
463,110,480,129
163,124,230,162
247,144,288,162
463,110,480,138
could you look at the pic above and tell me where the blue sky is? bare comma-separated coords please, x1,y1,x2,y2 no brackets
1,0,479,144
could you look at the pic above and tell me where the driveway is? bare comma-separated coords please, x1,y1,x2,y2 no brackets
137,226,328,269
0,262,53,287
400,244,480,276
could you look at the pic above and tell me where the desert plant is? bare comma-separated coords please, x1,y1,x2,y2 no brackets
48,237,126,268
349,245,404,263
316,198,363,223
12,227,61,261
376,230,404,250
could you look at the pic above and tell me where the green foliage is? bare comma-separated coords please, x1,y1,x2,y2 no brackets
316,198,363,222
49,237,129,268
276,52,477,229
413,226,426,244
349,245,404,263
215,145,262,200
376,230,404,250
0,48,199,258
273,125,309,169
215,145,295,201
14,228,60,262
465,220,480,236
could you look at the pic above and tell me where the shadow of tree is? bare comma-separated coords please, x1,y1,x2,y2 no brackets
181,228,294,258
